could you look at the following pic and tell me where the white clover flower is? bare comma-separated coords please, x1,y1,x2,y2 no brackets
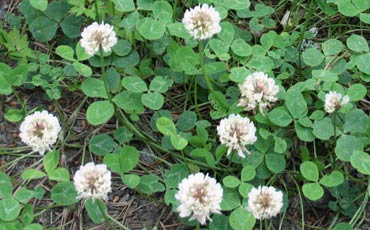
301,27,320,50
238,71,279,114
175,173,223,225
73,162,112,200
217,114,257,158
182,4,221,40
19,110,61,155
324,91,350,114
80,22,117,56
247,186,283,220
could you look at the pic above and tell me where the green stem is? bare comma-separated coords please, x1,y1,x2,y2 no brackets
106,213,131,230
194,75,202,119
332,113,337,140
97,200,114,230
198,41,214,92
196,222,200,230
99,48,112,102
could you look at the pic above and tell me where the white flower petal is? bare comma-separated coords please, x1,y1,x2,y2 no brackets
73,162,112,200
19,110,61,155
182,4,221,40
217,114,257,158
80,22,117,56
175,173,223,225
247,186,283,219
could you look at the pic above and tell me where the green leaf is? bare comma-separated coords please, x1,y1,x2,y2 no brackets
48,168,70,182
14,187,35,203
238,182,254,198
167,22,191,39
223,176,241,188
229,207,255,230
313,118,335,140
319,170,344,187
164,164,189,189
137,174,165,194
170,134,188,150
119,146,139,173
268,106,293,127
322,39,344,56
43,150,59,174
149,76,173,93
333,222,353,230
265,154,286,173
0,171,13,199
30,0,48,11
0,198,21,221
76,42,90,61
112,39,132,56
51,182,78,205
302,182,324,201
346,34,369,52
344,109,368,133
29,16,58,42
81,78,109,99
285,89,307,118
89,134,117,156
223,0,251,10
121,174,141,189
55,45,75,61
0,74,12,95
85,199,106,224
24,224,42,230
229,67,250,83
86,100,115,125
231,38,252,57
241,165,256,181
300,161,319,182
354,53,370,74
138,18,166,40
274,136,287,154
221,188,241,211
103,154,120,173
113,127,133,144
21,204,34,225
60,15,84,39
112,91,144,113
73,62,92,77
347,83,367,101
153,1,173,23
141,92,164,110
113,0,135,12
121,76,148,93
360,13,370,24
210,214,231,230
335,135,364,161
302,48,324,66
4,108,24,122
294,121,315,142
312,70,338,82
350,151,370,175
21,169,46,180
176,111,197,132
156,117,176,136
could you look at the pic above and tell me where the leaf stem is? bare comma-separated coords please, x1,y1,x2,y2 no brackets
198,41,214,92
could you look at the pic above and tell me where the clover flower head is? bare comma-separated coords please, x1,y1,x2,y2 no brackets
80,22,117,56
324,91,350,114
182,4,221,40
175,173,223,225
238,71,279,114
73,162,112,200
247,186,283,220
19,110,61,155
217,114,257,158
